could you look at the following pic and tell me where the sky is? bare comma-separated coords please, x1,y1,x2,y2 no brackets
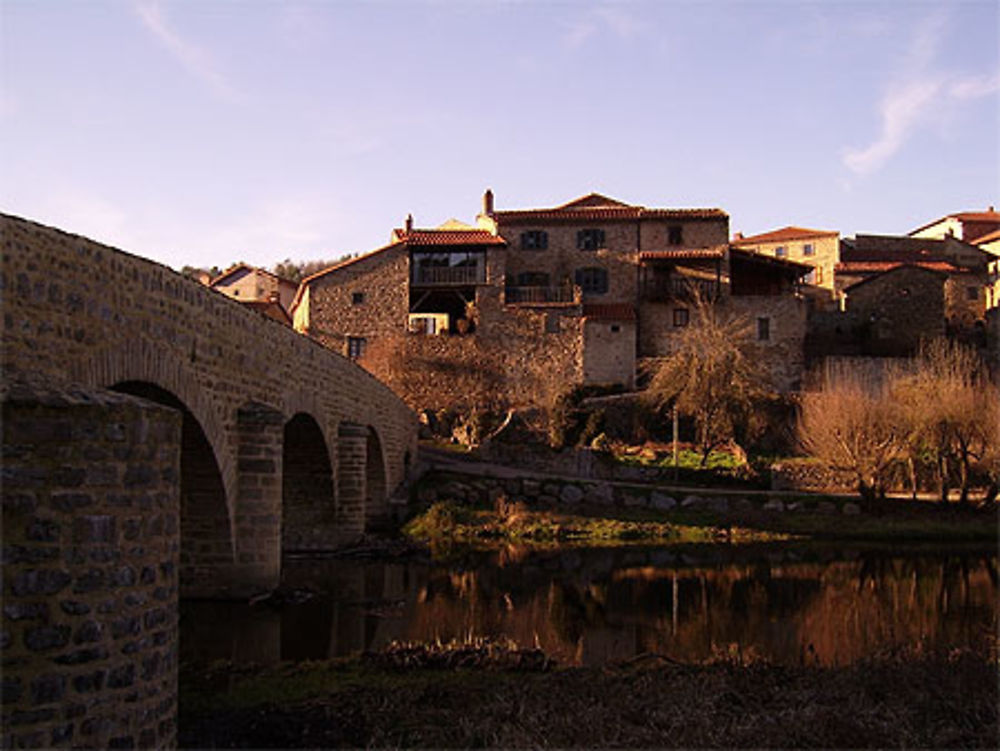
2,0,998,272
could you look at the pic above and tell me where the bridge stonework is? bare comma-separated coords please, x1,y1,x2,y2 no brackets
1,214,419,746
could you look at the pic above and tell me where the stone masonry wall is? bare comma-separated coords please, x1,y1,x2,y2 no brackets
639,295,808,392
2,381,180,750
2,214,418,593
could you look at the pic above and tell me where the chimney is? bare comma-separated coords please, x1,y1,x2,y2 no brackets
405,213,413,233
733,231,743,240
482,188,494,216
989,205,995,212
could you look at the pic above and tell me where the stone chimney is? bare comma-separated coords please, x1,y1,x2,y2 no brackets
405,213,413,233
482,188,494,216
733,231,743,240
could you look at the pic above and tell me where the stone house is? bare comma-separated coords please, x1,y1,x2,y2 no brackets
731,225,840,297
292,191,812,410
837,234,991,337
210,263,298,318
909,207,1000,244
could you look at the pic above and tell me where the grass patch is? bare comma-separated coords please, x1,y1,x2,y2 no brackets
403,500,792,549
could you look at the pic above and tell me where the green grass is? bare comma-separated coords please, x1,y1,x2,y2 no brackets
402,500,793,549
615,448,742,470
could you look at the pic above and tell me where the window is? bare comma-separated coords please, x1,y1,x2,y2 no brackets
347,336,366,360
673,307,689,327
775,246,787,258
610,324,621,333
815,266,823,285
577,228,605,250
574,267,609,294
351,291,365,305
803,243,815,256
668,225,683,246
757,317,770,341
805,269,816,285
967,286,979,301
521,230,548,250
516,271,550,287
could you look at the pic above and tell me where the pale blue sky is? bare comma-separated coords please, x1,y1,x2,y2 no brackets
2,1,998,271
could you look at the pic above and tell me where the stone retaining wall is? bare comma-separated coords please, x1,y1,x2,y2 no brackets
2,381,180,749
416,469,863,516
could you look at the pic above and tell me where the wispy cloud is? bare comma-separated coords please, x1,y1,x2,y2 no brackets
563,4,643,50
133,1,240,102
842,13,999,175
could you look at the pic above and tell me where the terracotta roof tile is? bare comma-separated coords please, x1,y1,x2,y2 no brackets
732,226,838,244
973,228,1000,245
583,303,636,321
639,248,725,261
836,260,965,274
394,228,506,246
909,210,1000,236
494,193,726,223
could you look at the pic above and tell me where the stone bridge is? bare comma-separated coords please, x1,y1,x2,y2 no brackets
1,214,418,748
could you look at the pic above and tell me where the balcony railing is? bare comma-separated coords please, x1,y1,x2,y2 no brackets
504,284,577,305
642,277,719,302
411,264,486,286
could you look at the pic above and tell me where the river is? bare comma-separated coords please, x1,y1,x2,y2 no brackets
181,543,997,668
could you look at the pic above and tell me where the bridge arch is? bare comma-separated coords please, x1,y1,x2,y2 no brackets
69,340,235,507
109,380,233,598
282,411,338,551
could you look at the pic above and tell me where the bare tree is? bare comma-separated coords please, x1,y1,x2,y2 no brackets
798,366,902,507
891,340,998,504
644,295,772,466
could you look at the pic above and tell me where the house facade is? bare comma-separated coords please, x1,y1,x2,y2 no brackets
731,226,840,294
210,263,298,318
292,191,811,411
909,207,1000,244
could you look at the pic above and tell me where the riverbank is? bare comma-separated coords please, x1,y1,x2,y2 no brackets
179,644,997,748
404,471,999,548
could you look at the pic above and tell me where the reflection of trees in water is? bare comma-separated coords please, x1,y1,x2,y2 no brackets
402,551,997,667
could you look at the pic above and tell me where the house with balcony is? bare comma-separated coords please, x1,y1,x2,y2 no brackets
291,190,812,411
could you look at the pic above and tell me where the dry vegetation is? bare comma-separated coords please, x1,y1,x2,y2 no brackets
644,296,775,466
799,340,1000,506
179,644,997,748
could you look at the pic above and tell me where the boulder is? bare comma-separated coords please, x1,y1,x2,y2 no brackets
584,483,615,506
650,492,677,511
522,480,541,498
560,485,584,504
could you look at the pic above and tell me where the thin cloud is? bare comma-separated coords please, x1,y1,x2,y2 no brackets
133,1,240,102
843,13,998,175
564,4,643,50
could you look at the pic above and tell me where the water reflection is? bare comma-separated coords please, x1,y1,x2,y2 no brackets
181,545,997,668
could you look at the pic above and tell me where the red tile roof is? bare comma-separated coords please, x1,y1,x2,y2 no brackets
494,193,726,223
732,226,838,244
393,228,505,246
843,264,948,292
729,246,813,275
973,228,1000,245
583,303,636,321
639,248,725,261
836,260,965,274
909,210,1000,236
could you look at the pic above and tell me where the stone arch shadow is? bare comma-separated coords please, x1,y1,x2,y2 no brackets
281,410,338,552
364,425,389,530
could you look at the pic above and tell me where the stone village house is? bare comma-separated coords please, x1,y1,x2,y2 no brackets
290,191,811,412
209,263,298,325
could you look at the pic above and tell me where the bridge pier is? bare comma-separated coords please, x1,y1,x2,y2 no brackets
231,402,285,597
337,422,369,538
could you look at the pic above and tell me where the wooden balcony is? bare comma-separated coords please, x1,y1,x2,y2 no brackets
642,277,719,302
411,264,486,286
